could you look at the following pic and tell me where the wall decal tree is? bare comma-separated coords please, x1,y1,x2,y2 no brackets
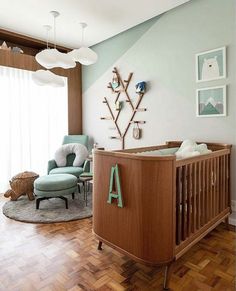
100,67,146,149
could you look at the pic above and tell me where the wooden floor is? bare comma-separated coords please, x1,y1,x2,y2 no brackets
0,197,235,291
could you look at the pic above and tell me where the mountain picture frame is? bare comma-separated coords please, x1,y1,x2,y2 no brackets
196,47,226,82
196,86,227,117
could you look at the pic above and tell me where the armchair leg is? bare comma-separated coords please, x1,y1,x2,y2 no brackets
36,197,50,209
36,198,40,209
36,196,68,209
57,196,68,209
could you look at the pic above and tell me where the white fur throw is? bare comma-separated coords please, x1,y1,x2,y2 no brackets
175,140,212,159
54,143,88,167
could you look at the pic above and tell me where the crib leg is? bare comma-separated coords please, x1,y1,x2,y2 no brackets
225,217,230,231
98,241,103,251
163,262,174,290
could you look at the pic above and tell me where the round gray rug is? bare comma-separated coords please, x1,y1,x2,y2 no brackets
2,192,92,223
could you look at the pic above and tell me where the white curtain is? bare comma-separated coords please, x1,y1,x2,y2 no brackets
0,65,68,192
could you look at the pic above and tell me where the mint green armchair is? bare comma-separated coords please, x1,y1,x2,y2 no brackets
48,135,90,177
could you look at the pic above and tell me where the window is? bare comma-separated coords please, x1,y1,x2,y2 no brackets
0,65,68,192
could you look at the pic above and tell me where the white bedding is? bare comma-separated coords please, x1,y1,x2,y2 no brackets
134,140,212,159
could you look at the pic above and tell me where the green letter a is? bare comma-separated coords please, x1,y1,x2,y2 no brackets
107,164,123,208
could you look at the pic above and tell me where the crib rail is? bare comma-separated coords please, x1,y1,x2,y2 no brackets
175,149,231,255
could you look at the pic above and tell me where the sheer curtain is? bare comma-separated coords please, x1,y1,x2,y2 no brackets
0,65,68,192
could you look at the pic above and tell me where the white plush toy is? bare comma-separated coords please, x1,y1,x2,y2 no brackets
195,143,211,154
55,143,88,167
175,140,211,159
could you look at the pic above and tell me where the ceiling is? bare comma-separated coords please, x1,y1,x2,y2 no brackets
0,0,190,49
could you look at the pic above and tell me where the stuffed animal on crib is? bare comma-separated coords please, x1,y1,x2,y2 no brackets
175,140,212,159
4,171,39,201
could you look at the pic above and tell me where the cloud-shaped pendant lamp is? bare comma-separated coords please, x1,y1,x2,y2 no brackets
36,48,76,69
68,47,98,66
69,23,98,66
35,11,76,70
32,69,65,87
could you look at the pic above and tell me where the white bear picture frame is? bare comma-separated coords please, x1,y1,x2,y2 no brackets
196,47,226,82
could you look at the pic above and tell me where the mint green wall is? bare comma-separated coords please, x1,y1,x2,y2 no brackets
82,16,159,92
83,0,236,199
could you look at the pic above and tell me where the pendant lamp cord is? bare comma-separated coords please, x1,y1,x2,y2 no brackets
46,29,49,49
81,26,84,46
53,15,56,49
80,23,87,47
43,25,51,49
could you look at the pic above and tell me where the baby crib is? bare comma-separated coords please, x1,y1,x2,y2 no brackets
93,141,231,289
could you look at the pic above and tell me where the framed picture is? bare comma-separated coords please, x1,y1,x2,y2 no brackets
196,86,226,117
196,47,226,82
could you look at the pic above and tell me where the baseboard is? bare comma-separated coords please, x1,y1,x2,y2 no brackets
229,212,236,226
229,200,236,226
231,200,236,212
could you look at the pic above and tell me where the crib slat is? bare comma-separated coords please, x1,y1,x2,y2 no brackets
225,155,229,207
224,154,227,209
215,157,218,216
212,157,216,218
208,159,211,222
225,155,228,208
182,165,187,241
192,162,197,233
199,161,203,227
197,162,201,229
201,161,205,226
187,164,192,237
208,159,211,220
223,155,226,210
216,157,220,215
205,160,209,223
209,158,213,220
219,156,223,212
222,155,225,211
227,154,231,208
176,167,182,245
222,155,226,210
219,157,222,213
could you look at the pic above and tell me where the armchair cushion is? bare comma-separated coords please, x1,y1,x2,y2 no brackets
49,166,83,178
54,143,88,167
47,135,89,177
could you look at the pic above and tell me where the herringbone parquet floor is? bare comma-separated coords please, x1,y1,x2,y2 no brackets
0,196,235,291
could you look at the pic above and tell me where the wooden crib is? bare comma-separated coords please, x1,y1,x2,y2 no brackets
93,141,232,289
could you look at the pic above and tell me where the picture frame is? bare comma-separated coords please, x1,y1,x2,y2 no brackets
196,85,226,117
196,47,226,82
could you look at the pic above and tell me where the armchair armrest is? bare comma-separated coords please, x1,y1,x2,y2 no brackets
47,159,57,174
83,159,90,173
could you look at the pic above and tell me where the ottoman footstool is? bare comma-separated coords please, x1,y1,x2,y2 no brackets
34,174,78,209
